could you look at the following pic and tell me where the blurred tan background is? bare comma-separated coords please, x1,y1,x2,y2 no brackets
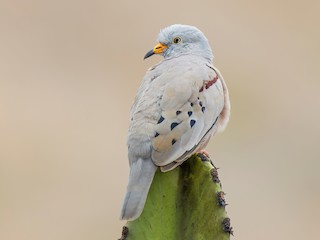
0,0,319,239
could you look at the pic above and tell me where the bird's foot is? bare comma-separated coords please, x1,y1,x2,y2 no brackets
197,149,210,159
196,150,214,166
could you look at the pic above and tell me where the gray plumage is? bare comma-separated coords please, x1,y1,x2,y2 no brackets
121,24,230,221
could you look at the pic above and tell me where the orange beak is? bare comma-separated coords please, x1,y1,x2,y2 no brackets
144,43,168,59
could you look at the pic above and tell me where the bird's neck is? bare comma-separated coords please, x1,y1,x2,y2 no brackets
163,52,213,64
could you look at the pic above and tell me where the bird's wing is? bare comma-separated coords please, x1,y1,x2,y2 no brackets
150,64,225,167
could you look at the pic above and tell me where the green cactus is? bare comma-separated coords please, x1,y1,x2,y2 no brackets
119,154,232,240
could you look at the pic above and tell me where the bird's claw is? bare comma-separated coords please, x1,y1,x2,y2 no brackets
197,150,216,168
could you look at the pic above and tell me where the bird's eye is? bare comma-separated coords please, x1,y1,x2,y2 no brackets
172,36,182,44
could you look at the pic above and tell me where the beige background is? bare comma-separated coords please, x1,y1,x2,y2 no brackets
0,1,319,239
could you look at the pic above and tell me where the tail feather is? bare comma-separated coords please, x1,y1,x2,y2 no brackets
120,158,157,221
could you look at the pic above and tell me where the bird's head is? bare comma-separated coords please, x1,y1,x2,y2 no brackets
144,24,213,62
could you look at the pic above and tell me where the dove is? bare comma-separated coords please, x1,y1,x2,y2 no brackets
120,24,230,221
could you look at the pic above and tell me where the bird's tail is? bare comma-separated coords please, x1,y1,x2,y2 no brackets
120,157,157,221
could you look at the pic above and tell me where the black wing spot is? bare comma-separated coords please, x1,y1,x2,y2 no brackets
202,106,206,113
176,110,181,115
172,139,177,145
157,116,165,124
171,122,179,130
154,132,159,137
190,120,196,128
188,111,192,117
199,101,203,107
190,102,194,107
